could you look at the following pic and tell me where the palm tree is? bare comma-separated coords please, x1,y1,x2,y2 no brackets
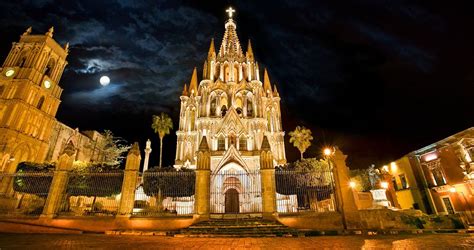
151,113,173,168
289,126,313,160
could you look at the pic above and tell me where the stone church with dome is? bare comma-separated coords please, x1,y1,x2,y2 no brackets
174,8,288,214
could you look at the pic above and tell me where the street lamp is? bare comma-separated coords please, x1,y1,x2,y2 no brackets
349,181,356,189
380,181,389,189
449,187,456,193
323,147,334,157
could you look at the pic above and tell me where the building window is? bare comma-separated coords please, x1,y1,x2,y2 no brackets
37,96,45,110
399,174,409,189
442,197,455,214
218,136,225,151
423,158,446,186
391,177,398,191
239,136,247,151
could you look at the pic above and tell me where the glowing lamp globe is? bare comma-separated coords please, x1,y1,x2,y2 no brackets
100,76,110,86
349,181,356,189
380,181,389,189
323,148,333,156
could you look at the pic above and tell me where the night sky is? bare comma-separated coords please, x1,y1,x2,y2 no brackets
0,0,473,169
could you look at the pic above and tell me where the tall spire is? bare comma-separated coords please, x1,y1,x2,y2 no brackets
46,26,54,37
208,38,216,59
263,68,272,93
23,27,32,36
246,39,254,61
218,7,243,57
188,67,198,95
182,84,188,96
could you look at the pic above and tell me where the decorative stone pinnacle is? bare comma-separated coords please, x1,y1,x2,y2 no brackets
128,142,140,156
46,26,54,37
23,27,32,36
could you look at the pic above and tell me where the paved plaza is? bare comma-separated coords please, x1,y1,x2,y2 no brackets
0,233,473,249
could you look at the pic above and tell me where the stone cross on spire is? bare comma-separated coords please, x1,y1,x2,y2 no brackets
226,7,235,19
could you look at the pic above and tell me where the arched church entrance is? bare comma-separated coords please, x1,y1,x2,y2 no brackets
210,162,262,214
225,188,239,213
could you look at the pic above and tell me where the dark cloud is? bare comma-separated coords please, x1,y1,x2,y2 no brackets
0,0,473,168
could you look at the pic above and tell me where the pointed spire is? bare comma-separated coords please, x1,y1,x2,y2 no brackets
199,136,210,151
218,8,243,57
46,26,54,37
261,136,271,151
273,84,279,97
208,38,216,57
188,67,198,95
182,84,188,96
263,68,272,93
246,39,254,60
128,142,140,156
64,42,70,52
23,27,32,36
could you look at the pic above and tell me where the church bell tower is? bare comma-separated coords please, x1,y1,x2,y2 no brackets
0,27,69,173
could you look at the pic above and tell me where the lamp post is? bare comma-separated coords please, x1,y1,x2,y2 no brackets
324,147,347,230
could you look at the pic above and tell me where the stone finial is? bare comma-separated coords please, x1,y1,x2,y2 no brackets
263,68,272,93
188,67,198,95
46,26,54,37
128,142,140,156
208,38,215,56
261,136,271,151
198,136,210,151
62,141,76,156
64,42,69,52
23,27,32,36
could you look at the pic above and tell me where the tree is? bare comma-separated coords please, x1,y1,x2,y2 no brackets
96,130,130,166
151,113,173,168
289,126,313,159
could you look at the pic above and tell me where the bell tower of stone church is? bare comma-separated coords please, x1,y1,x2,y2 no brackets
0,27,69,174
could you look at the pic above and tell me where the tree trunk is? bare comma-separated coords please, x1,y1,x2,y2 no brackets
300,151,304,160
159,136,164,168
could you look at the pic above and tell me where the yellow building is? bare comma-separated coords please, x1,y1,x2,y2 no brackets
0,27,104,181
0,27,68,175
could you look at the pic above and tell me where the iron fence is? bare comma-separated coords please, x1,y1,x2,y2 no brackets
0,172,53,216
210,170,262,214
59,172,123,216
275,170,336,213
133,171,195,216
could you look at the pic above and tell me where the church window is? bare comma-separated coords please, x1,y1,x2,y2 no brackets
44,59,55,77
221,105,228,116
266,111,272,131
233,65,239,81
189,108,196,131
37,96,45,110
236,107,242,116
220,94,228,107
218,136,225,151
224,64,230,82
399,174,409,189
17,51,28,67
239,136,247,151
210,96,218,116
246,97,253,117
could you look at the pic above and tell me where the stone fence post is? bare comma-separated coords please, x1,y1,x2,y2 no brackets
41,142,75,218
194,136,211,221
260,136,277,220
331,148,358,229
117,142,141,217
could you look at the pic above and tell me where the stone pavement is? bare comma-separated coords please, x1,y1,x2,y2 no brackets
0,233,473,249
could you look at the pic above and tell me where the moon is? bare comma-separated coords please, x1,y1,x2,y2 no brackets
100,76,110,86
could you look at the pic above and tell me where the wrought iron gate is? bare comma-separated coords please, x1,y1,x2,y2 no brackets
210,170,262,213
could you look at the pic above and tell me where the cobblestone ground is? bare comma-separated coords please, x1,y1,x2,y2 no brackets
0,233,473,249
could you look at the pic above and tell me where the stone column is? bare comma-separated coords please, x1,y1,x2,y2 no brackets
194,136,211,221
117,142,141,218
260,136,277,220
143,139,152,174
41,142,75,218
331,148,359,229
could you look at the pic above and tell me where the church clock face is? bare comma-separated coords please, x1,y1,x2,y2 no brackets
43,79,51,89
5,69,15,77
